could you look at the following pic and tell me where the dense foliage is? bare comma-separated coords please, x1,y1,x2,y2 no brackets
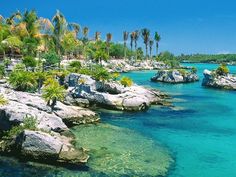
177,54,236,63
120,77,133,87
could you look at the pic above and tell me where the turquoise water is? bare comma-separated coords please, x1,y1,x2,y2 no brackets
103,63,236,177
0,63,236,177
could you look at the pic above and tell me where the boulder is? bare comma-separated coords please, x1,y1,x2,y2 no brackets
15,130,89,164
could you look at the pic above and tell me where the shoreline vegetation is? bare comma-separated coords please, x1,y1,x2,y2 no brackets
0,9,235,176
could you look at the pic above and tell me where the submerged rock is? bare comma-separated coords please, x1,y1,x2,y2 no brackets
151,69,199,83
202,69,236,90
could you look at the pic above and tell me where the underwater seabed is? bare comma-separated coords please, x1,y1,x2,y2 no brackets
71,123,174,177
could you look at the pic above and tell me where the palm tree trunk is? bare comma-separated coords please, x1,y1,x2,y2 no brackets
124,42,127,59
146,45,148,60
156,43,159,58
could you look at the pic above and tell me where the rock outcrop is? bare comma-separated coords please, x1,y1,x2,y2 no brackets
202,69,236,90
151,69,199,83
0,84,99,166
66,74,170,111
0,86,99,131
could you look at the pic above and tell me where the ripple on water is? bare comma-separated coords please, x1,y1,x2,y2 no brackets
72,123,174,177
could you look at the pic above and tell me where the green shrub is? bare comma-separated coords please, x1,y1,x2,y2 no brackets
8,70,37,92
0,64,5,78
216,64,229,76
22,56,37,69
4,116,37,138
42,78,65,111
42,52,61,67
120,77,133,87
78,65,111,81
112,72,120,81
191,67,197,74
68,61,81,73
178,69,187,76
0,94,8,105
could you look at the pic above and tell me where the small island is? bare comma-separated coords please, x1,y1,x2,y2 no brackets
202,64,236,90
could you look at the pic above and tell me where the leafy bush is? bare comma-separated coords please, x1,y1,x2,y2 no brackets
191,67,197,74
216,64,229,76
112,72,120,81
120,77,133,87
79,65,111,81
68,60,81,72
22,56,37,69
8,70,37,92
0,94,8,105
0,64,5,79
42,52,61,67
4,116,37,138
42,78,65,110
93,67,111,81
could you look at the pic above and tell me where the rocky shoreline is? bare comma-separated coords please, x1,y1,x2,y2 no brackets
0,72,172,168
0,84,99,166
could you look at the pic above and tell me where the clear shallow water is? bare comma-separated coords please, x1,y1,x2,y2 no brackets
0,63,235,177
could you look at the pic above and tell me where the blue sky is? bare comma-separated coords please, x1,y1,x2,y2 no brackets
1,0,236,55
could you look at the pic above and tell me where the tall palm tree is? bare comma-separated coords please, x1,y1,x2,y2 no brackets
134,30,139,60
6,10,22,26
141,28,150,60
22,10,39,37
52,10,67,56
95,31,101,41
149,40,154,59
0,15,5,24
123,31,129,59
38,18,53,52
154,32,161,57
82,27,89,59
68,22,80,39
82,26,89,40
106,33,112,57
130,32,135,52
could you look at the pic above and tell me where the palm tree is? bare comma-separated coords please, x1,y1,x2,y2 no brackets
134,30,139,60
22,10,39,38
0,15,5,24
130,32,135,52
6,10,22,26
82,27,89,40
141,28,150,60
123,31,129,59
68,22,80,39
95,31,101,41
82,27,89,59
154,32,161,57
106,33,112,57
149,40,154,59
38,18,53,52
52,10,67,56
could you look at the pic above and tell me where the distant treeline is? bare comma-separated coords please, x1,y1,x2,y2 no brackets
176,54,236,64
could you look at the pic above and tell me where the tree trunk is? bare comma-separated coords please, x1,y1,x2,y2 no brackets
146,45,148,60
124,42,127,59
156,43,159,58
